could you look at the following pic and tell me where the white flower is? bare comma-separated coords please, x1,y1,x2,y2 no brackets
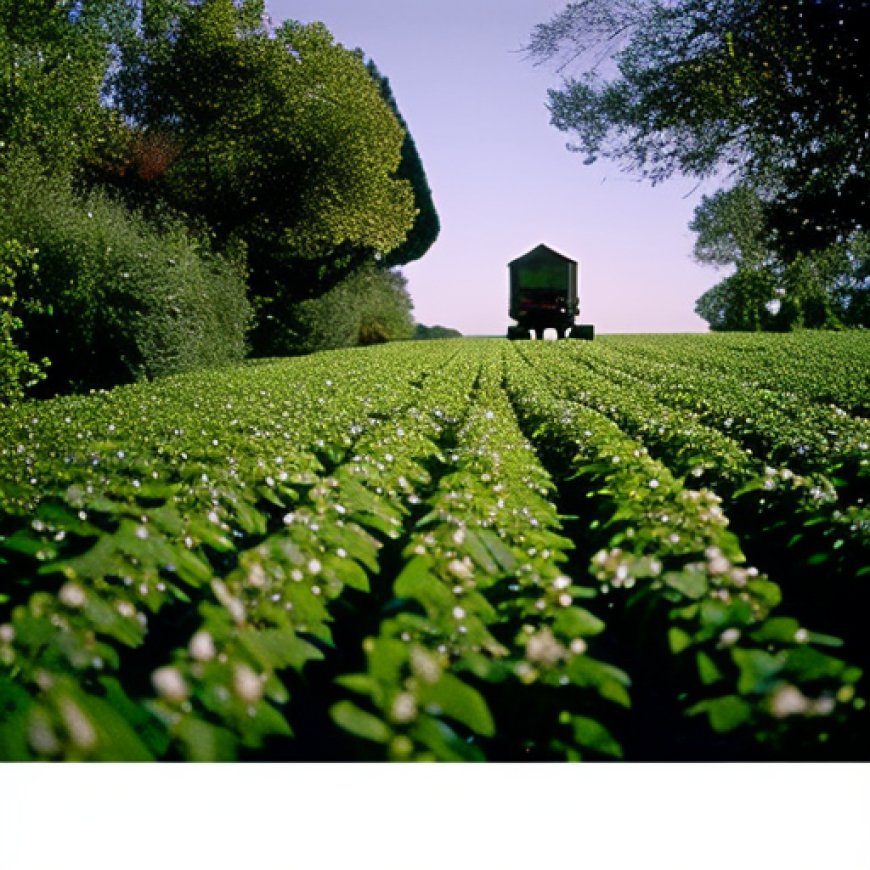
152,666,189,703
526,628,565,667
59,582,86,608
770,685,810,718
28,709,61,755
447,559,473,580
233,663,263,704
410,648,441,684
59,697,98,751
390,692,417,724
719,627,741,647
189,631,216,662
247,562,266,588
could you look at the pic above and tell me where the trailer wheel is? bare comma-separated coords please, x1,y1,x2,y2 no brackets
568,324,595,341
507,326,531,340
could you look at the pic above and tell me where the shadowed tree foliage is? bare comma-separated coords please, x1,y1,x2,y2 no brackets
692,185,869,331
100,0,417,354
284,265,414,354
366,59,440,268
529,0,869,255
414,323,462,340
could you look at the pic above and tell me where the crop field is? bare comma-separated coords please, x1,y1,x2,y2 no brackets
0,333,867,761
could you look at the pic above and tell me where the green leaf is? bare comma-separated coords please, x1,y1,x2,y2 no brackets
750,617,801,645
410,716,485,761
747,578,782,607
570,715,622,758
175,715,239,762
238,627,323,672
664,570,708,599
553,606,605,638
170,548,214,586
696,651,723,686
331,701,392,744
690,695,751,733
732,648,786,694
461,529,499,574
367,638,409,686
335,673,375,695
566,656,631,707
417,672,495,737
477,529,519,572
394,556,453,612
784,646,849,681
668,626,692,654
83,595,145,647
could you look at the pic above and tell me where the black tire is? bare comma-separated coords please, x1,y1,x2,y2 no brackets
568,324,595,341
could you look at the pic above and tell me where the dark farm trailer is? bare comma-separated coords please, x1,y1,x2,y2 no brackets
506,244,594,340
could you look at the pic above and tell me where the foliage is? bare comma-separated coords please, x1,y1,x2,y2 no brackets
365,60,440,268
692,187,870,331
0,239,46,404
0,0,113,174
694,269,778,332
0,155,250,393
102,1,416,351
528,1,870,256
414,324,462,340
0,335,866,760
282,265,415,355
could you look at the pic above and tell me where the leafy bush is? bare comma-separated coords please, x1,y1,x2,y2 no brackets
0,239,47,404
0,157,251,393
284,265,414,355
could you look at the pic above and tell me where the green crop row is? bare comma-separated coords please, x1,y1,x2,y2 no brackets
584,339,869,489
513,341,868,656
332,355,629,760
501,343,865,752
0,335,866,760
602,332,870,415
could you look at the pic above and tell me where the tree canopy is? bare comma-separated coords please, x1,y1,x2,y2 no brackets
107,3,416,273
691,185,869,331
366,60,440,268
529,1,870,257
1,0,437,391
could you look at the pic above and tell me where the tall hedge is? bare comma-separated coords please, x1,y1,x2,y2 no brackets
285,265,415,355
0,157,251,393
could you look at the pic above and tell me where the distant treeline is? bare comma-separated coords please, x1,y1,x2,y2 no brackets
414,324,463,340
1,0,441,403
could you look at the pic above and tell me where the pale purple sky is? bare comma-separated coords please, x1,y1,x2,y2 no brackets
268,0,720,334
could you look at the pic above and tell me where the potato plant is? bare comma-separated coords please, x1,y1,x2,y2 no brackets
0,334,866,760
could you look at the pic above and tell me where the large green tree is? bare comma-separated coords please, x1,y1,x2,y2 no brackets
692,185,869,330
529,1,870,255
366,60,440,268
0,0,113,172
101,0,417,353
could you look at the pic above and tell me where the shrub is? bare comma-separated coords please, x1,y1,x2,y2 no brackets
285,265,414,355
0,240,47,404
0,157,251,393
